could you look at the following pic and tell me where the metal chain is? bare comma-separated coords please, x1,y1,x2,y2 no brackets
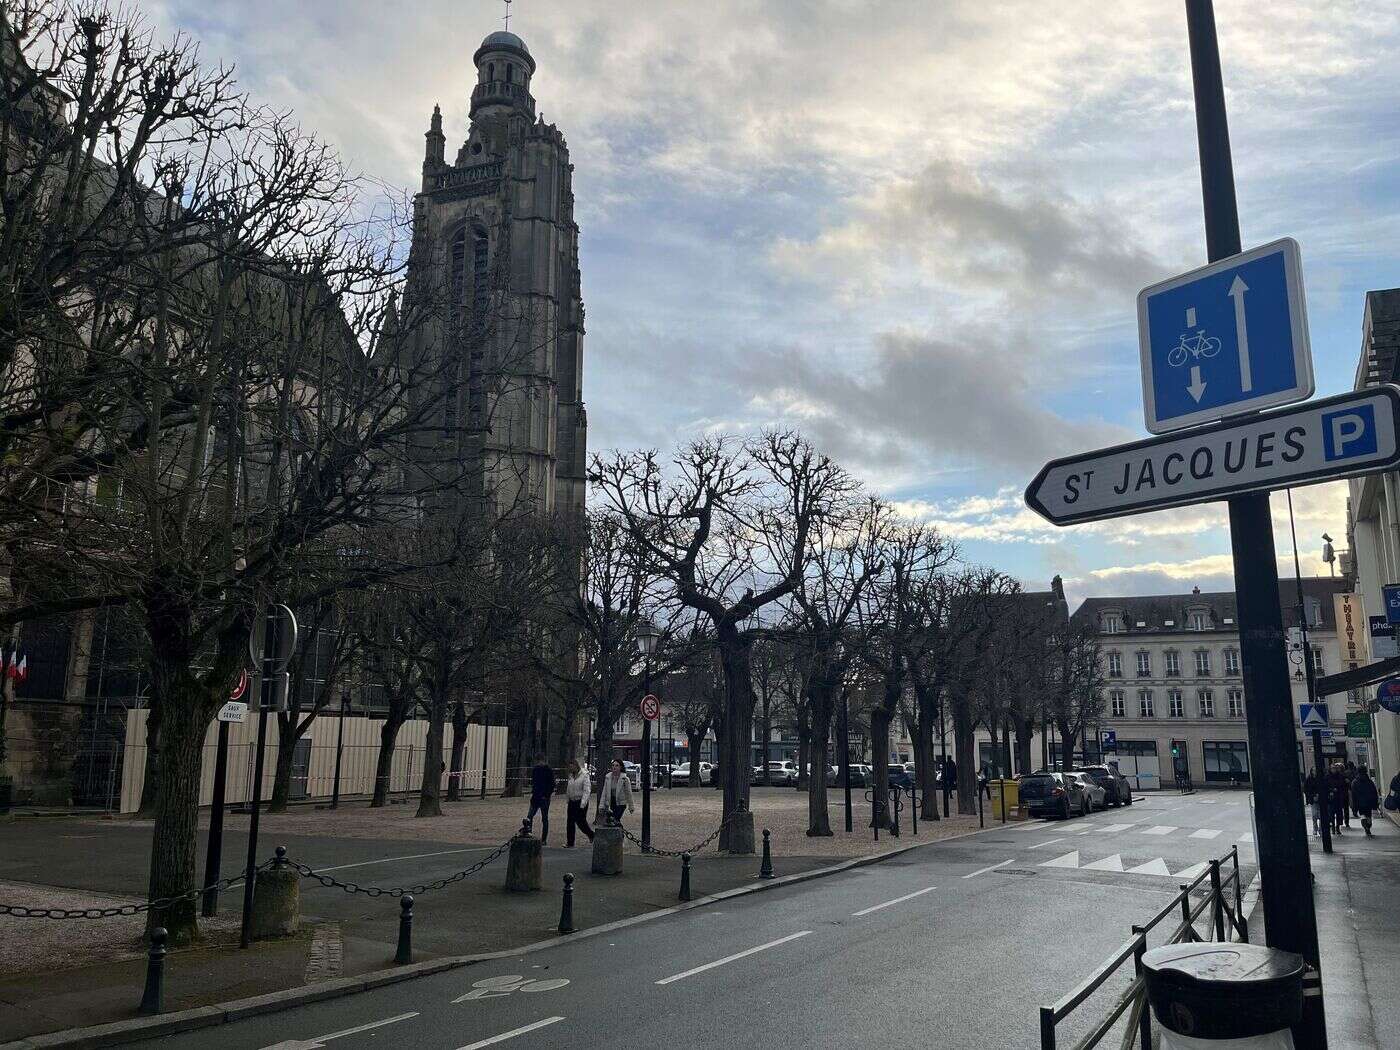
283,834,515,898
617,812,741,858
0,862,272,920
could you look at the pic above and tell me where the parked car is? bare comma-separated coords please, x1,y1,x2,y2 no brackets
845,764,872,788
1018,771,1089,819
763,760,799,786
887,764,914,789
1067,771,1106,811
1079,764,1133,807
622,761,641,790
671,762,713,786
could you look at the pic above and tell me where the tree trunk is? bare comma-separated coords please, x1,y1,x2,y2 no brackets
592,714,616,810
686,730,704,786
717,633,755,851
711,707,725,791
1059,720,1076,772
446,699,467,802
553,708,576,766
136,702,162,818
501,700,528,798
417,678,447,818
372,712,406,808
796,729,809,790
806,679,835,836
1012,712,1034,776
914,680,940,820
760,692,772,786
953,693,976,815
870,705,891,829
269,714,298,813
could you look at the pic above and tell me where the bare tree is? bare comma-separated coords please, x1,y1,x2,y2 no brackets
592,432,854,852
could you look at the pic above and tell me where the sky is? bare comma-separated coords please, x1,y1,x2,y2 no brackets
144,0,1400,608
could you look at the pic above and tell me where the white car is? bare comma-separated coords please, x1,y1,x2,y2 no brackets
1067,771,1106,812
671,762,713,785
622,761,641,790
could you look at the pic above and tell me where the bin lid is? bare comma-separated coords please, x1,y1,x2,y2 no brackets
1143,943,1303,1039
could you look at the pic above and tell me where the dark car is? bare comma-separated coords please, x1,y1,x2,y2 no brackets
1079,764,1133,807
887,764,914,789
1018,771,1089,820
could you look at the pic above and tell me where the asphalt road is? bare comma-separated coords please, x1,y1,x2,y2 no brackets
129,789,1259,1050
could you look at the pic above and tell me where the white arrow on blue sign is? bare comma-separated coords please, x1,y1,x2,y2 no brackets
1298,702,1329,729
1138,238,1313,434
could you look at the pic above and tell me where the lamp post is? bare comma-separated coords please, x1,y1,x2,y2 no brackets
636,622,660,850
331,689,350,809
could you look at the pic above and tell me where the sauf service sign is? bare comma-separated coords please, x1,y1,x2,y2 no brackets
1334,593,1369,679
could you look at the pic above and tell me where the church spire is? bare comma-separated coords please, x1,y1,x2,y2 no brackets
423,104,445,184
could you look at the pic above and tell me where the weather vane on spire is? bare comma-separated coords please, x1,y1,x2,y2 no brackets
503,0,512,32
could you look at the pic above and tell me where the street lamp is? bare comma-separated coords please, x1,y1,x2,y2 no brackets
636,622,660,849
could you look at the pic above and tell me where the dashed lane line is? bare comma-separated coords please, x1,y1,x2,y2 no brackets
961,860,1013,879
260,1011,419,1049
1141,826,1178,836
655,931,813,985
1026,838,1067,850
1190,829,1223,840
456,1017,566,1050
852,886,938,917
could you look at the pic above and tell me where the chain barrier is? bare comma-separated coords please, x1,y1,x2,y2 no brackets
282,834,515,898
617,811,742,858
0,862,273,920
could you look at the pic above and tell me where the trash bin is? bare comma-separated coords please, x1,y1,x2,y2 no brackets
1142,942,1304,1048
989,779,1019,818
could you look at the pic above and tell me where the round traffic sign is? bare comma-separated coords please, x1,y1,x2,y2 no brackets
230,668,249,701
640,694,661,721
1377,678,1400,714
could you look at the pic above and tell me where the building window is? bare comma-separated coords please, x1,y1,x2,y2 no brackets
1203,741,1250,783
1311,646,1325,676
1169,691,1184,718
1227,690,1244,718
1102,613,1123,634
1138,690,1154,718
487,62,495,80
1136,651,1151,677
1110,691,1125,718
1190,611,1208,631
1107,652,1122,678
506,64,514,83
1198,690,1215,717
1165,651,1181,676
1304,597,1322,627
1224,649,1239,675
1194,649,1211,676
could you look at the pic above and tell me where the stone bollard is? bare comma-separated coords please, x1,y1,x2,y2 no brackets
591,816,624,876
679,853,693,901
558,873,575,934
249,846,300,940
136,927,167,1015
505,820,543,892
721,806,756,855
394,895,413,965
759,829,774,879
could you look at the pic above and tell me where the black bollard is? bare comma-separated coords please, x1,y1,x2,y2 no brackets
395,895,413,965
759,829,774,879
558,873,575,934
274,844,288,868
910,787,918,836
137,927,167,1015
679,853,693,901
891,787,901,838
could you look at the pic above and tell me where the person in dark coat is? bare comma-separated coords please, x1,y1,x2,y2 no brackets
526,753,556,844
941,757,958,795
1325,763,1348,834
1343,761,1357,826
1352,768,1380,837
1304,770,1321,837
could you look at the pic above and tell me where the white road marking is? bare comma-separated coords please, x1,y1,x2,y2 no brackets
1190,829,1223,840
1009,822,1043,832
456,1017,566,1049
261,1012,419,1049
1198,799,1218,804
962,860,1013,879
1239,832,1254,843
1073,827,1098,835
314,848,494,874
1126,858,1172,876
1026,838,1066,850
1141,825,1178,836
1039,851,1080,869
1095,823,1133,834
852,886,938,917
655,931,812,985
1082,854,1124,872
1174,862,1208,880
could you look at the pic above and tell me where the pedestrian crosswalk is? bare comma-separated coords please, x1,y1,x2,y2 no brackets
1037,850,1218,880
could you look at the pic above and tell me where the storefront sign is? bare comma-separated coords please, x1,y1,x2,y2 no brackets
1334,593,1369,675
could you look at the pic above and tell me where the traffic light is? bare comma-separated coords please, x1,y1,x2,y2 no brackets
1171,743,1182,758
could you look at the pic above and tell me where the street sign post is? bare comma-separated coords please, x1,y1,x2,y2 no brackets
1139,237,1312,434
1298,702,1329,729
202,664,255,917
1100,729,1117,751
1026,386,1400,525
217,701,247,724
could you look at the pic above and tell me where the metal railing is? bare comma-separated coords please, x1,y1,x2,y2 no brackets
1038,846,1248,1050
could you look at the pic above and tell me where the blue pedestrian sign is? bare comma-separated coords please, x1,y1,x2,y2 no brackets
1138,238,1313,434
1298,702,1329,729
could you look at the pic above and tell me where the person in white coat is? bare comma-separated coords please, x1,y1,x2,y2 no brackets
598,758,634,825
564,760,594,846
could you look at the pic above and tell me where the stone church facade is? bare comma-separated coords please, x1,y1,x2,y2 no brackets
407,29,586,517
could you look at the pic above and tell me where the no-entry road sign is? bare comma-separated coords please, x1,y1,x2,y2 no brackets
640,694,661,721
1025,386,1400,526
1139,238,1312,434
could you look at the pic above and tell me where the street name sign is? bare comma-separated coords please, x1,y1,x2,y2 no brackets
1298,702,1329,729
1139,238,1313,434
1025,386,1400,526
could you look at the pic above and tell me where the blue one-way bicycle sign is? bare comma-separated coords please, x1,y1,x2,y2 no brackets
1139,238,1313,434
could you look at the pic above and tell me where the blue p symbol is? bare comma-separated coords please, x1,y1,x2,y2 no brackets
1322,406,1376,461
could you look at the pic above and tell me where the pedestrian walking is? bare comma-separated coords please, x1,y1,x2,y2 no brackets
1303,769,1321,837
942,756,958,797
1325,763,1348,835
598,758,634,825
1343,760,1357,827
1351,767,1380,838
526,753,556,844
978,763,991,801
564,760,594,847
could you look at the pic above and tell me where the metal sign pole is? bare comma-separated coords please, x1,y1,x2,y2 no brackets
201,718,230,917
239,610,277,948
1186,3,1325,1044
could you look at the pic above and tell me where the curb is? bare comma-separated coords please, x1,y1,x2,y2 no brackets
0,812,1008,1049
